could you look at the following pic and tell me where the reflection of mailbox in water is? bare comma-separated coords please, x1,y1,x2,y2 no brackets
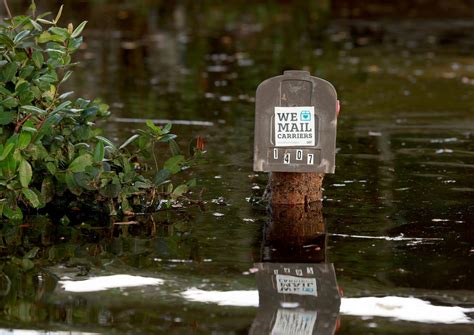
250,262,341,335
254,70,338,173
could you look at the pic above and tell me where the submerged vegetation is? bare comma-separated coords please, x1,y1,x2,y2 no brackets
0,2,204,222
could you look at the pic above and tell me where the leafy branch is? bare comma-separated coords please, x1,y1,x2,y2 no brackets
0,2,205,222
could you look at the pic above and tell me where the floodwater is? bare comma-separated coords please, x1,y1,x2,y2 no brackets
1,1,474,334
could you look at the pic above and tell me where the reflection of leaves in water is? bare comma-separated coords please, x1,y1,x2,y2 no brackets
0,210,199,324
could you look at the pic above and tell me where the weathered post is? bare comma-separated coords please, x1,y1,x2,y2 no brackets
254,70,338,205
263,202,326,263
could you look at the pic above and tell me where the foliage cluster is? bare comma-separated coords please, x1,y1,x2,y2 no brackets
0,4,203,222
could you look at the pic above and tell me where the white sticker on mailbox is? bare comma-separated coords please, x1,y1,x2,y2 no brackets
275,274,317,297
274,106,315,147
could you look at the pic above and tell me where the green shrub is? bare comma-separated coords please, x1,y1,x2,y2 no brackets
0,3,204,222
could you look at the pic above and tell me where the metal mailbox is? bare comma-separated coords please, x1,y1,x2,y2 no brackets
253,70,338,173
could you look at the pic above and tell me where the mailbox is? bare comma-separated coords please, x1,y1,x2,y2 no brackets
254,70,338,173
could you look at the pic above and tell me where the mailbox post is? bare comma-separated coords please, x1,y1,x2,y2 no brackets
254,70,338,205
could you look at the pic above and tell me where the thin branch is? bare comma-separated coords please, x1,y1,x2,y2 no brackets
152,141,159,171
3,0,12,19
15,114,32,133
113,221,139,225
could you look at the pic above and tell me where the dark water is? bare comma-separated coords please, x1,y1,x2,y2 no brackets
1,1,473,334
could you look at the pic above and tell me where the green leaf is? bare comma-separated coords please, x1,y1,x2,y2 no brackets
19,159,33,188
93,141,105,163
21,258,35,270
32,50,44,68
15,79,28,92
74,172,95,191
1,62,18,82
69,153,92,173
37,31,52,43
37,114,61,140
52,100,71,114
6,133,18,146
0,112,15,125
22,126,37,133
172,184,188,199
134,181,152,189
162,123,172,134
1,96,18,109
19,65,34,79
58,91,74,99
119,134,140,150
49,27,68,39
6,155,17,174
0,34,14,49
46,162,56,175
25,247,40,259
76,98,90,108
0,85,11,95
158,133,177,143
164,155,185,174
3,206,23,220
29,0,37,13
54,5,64,24
65,171,82,195
37,18,53,25
60,70,72,83
18,131,32,149
71,21,87,38
22,188,40,208
186,178,197,187
41,177,54,203
0,143,14,161
169,139,181,156
37,31,64,43
154,169,171,186
29,19,42,31
39,71,58,83
95,136,117,150
100,183,121,199
146,120,163,135
46,49,65,57
13,30,31,44
19,89,34,105
21,105,46,114
120,195,132,212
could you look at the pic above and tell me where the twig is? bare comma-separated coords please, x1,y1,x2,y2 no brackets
149,215,156,236
3,0,12,19
152,141,159,171
14,114,32,133
113,221,139,225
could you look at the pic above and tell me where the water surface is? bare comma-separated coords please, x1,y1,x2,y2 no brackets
1,1,473,334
